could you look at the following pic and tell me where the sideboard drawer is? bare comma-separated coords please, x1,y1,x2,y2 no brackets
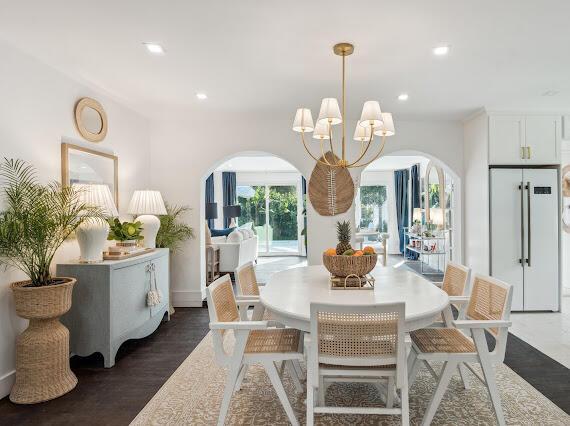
112,261,151,338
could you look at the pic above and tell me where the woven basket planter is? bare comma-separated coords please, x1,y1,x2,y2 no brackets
323,254,377,277
10,278,78,404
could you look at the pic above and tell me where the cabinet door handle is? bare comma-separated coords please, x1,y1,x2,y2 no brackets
520,147,525,159
526,146,531,159
526,182,531,267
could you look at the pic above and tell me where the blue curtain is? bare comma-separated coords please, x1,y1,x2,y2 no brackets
205,173,215,229
411,164,420,210
222,172,237,228
394,169,409,254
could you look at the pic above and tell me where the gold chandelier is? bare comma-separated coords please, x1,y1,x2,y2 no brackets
292,42,395,169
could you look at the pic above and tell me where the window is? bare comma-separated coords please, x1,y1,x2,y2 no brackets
357,185,388,232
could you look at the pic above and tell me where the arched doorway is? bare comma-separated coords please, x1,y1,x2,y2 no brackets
201,152,307,288
357,151,461,274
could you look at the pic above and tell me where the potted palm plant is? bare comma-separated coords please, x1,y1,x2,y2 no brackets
0,158,103,404
156,202,194,314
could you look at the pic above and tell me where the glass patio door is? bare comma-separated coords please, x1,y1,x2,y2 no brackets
268,185,298,254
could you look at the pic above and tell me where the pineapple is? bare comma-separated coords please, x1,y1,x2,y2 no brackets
335,221,353,255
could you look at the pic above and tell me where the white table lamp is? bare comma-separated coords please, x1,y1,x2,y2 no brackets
74,184,118,263
128,190,167,248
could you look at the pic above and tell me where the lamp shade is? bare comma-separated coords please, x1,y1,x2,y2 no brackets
292,108,314,132
205,202,218,219
223,205,242,218
359,101,383,128
373,112,395,136
312,120,331,140
128,190,167,215
353,121,372,142
412,208,423,223
73,183,118,217
317,98,342,125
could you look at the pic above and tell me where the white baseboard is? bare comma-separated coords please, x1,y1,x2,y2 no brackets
172,290,205,307
0,370,15,400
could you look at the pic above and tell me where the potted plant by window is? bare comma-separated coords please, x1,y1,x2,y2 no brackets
0,159,103,404
156,202,194,314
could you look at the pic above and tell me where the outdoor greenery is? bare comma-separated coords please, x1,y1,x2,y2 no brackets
238,185,298,241
359,185,388,232
429,183,440,208
156,202,195,252
0,158,104,286
107,218,144,242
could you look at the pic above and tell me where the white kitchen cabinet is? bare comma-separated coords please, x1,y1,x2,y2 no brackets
525,115,560,165
489,115,560,165
489,115,525,165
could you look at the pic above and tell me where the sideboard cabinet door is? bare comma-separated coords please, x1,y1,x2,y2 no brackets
150,254,170,317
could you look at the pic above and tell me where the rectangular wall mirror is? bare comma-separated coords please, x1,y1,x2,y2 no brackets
61,143,119,208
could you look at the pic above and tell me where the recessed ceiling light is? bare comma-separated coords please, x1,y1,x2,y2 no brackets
398,93,409,101
542,90,559,97
196,93,208,100
143,42,165,55
433,44,450,56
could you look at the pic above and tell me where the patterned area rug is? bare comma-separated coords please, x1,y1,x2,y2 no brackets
131,333,569,425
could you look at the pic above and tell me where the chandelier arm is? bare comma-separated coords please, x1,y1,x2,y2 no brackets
359,140,365,156
300,132,340,168
327,123,337,162
347,125,375,167
349,133,388,168
320,139,333,166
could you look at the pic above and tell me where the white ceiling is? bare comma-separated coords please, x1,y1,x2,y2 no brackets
1,1,570,120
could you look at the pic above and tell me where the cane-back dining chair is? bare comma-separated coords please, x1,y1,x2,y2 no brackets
408,274,513,426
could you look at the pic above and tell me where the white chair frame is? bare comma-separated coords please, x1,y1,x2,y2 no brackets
307,302,409,426
207,274,304,426
408,274,513,426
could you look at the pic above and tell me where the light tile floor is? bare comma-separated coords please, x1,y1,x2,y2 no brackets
510,295,570,368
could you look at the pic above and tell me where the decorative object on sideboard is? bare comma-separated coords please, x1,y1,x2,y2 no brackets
74,184,119,262
0,158,104,404
128,190,167,248
61,142,119,206
308,151,354,216
292,43,395,169
146,262,162,306
107,218,144,253
74,97,108,142
223,204,241,228
205,202,218,245
156,202,195,314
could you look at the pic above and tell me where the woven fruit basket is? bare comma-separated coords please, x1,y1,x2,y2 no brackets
323,253,377,277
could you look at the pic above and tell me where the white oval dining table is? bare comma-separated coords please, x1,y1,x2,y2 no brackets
260,265,449,333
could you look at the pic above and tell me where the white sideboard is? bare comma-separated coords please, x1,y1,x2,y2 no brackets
57,248,170,367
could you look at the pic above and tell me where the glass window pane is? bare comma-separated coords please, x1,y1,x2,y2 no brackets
268,185,298,253
237,185,267,253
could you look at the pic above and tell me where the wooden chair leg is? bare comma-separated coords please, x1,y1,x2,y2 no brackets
407,350,420,387
318,374,326,406
234,364,248,391
386,376,395,408
292,359,304,381
421,361,457,426
306,381,315,426
401,372,410,426
263,361,299,426
218,362,242,426
457,362,470,390
423,360,439,381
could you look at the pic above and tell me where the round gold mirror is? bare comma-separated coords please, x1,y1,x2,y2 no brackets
74,98,107,142
562,165,570,233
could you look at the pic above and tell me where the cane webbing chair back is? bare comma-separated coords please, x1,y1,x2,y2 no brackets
208,274,239,338
466,275,510,337
441,262,470,297
235,262,260,296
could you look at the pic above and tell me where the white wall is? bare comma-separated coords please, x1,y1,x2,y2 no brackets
562,141,570,293
149,116,463,307
0,42,151,398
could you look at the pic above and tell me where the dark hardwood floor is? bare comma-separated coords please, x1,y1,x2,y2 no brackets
1,306,568,425
0,308,210,426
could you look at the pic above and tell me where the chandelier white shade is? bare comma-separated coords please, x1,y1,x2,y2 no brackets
313,120,331,140
292,42,395,169
128,190,167,215
359,101,383,128
317,98,342,125
292,108,314,132
374,113,395,137
74,184,118,217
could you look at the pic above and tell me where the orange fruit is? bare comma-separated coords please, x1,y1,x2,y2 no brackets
354,250,364,256
324,248,337,256
363,246,375,254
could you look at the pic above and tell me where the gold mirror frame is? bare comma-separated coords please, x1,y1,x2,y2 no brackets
562,164,570,234
61,143,119,207
424,161,446,228
74,97,108,142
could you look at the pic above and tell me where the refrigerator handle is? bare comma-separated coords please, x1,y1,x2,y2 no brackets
526,182,531,267
519,182,524,265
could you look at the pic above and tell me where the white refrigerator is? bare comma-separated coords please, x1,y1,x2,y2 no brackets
490,168,560,311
